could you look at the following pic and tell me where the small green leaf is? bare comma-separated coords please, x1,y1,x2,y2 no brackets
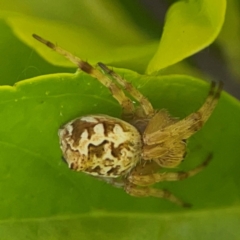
0,68,239,239
147,0,227,73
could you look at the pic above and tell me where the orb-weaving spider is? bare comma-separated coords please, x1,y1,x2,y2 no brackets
33,34,222,207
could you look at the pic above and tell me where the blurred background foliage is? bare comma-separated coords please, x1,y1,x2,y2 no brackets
1,0,237,96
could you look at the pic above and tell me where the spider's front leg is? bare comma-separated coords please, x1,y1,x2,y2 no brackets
32,34,136,118
98,63,155,118
144,81,223,145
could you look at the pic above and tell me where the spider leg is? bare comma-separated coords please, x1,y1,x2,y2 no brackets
144,82,223,145
129,153,212,185
142,140,186,168
125,183,191,207
98,62,154,117
32,34,135,117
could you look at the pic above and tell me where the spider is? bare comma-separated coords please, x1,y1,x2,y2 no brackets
33,34,222,207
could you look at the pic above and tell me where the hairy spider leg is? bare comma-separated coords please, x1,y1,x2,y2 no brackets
144,81,222,145
99,170,191,207
125,183,191,207
128,153,212,186
142,140,186,166
98,62,154,117
32,34,135,117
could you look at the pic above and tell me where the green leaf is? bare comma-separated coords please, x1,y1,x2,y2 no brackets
147,0,227,73
0,68,240,239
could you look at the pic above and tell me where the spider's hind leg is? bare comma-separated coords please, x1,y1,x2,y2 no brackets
125,183,191,207
129,153,212,185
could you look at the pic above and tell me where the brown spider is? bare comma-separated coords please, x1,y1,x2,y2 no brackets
33,34,222,207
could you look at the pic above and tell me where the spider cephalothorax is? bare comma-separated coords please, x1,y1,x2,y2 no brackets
33,34,222,207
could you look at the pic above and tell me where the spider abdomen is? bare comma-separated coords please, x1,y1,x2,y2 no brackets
58,115,142,177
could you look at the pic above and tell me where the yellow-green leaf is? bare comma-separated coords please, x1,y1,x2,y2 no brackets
147,0,226,73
